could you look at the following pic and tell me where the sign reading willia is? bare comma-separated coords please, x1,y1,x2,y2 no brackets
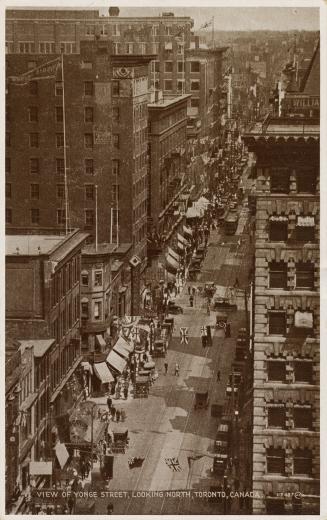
4,3,321,517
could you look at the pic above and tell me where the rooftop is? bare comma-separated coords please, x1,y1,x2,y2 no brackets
19,339,55,357
83,243,118,256
111,259,124,272
244,116,319,140
148,93,191,109
6,230,88,259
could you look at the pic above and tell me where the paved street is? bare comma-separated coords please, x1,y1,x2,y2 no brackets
91,199,252,515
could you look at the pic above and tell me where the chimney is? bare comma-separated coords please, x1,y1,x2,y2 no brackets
195,36,200,49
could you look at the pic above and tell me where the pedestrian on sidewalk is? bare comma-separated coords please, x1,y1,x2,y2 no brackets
116,409,121,423
225,322,231,338
188,286,191,295
217,370,221,382
164,361,168,375
111,406,116,421
175,363,180,376
107,396,112,411
123,386,128,400
189,295,194,307
121,409,126,422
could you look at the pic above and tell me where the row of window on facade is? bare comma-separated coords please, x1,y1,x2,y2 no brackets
6,157,100,177
267,358,315,383
266,402,315,430
50,261,80,307
5,132,121,151
265,447,315,477
81,299,107,322
5,207,96,226
268,260,316,290
269,217,317,242
269,168,317,194
50,299,80,344
50,342,80,389
150,60,201,74
6,182,99,201
6,41,77,54
266,310,315,336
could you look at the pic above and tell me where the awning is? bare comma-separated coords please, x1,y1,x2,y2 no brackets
177,240,185,251
94,362,114,383
269,215,288,222
165,269,176,281
294,311,313,329
186,206,202,219
183,225,193,237
29,461,53,476
55,442,69,469
113,343,130,360
96,334,106,349
166,253,179,271
81,297,89,303
297,216,315,227
115,336,134,353
106,350,127,374
178,233,189,246
168,247,181,262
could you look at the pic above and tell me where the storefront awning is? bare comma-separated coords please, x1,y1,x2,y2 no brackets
177,240,185,251
297,216,315,227
269,215,288,222
113,343,130,360
30,461,53,476
178,233,189,246
166,254,179,271
168,247,181,262
106,350,127,374
294,311,313,329
186,206,202,219
115,336,134,353
183,225,193,237
165,269,176,281
94,362,114,383
96,334,106,349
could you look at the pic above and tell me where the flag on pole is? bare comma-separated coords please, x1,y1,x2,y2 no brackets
180,327,189,344
8,57,61,84
187,454,204,468
199,17,214,30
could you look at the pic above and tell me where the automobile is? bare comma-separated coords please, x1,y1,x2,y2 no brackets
167,301,183,314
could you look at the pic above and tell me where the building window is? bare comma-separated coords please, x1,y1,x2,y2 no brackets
177,61,184,73
81,273,88,286
6,208,12,224
85,209,94,226
267,360,286,381
267,406,286,428
112,184,119,203
56,158,65,175
191,80,200,91
112,81,120,96
55,82,63,96
57,209,66,225
165,61,173,73
112,159,120,178
86,25,95,36
82,61,93,69
55,106,63,123
126,43,134,54
296,217,315,242
268,311,286,335
29,133,39,147
191,98,200,108
6,133,10,147
6,183,11,198
56,133,64,148
293,448,312,476
57,184,65,199
29,81,38,96
94,271,103,287
190,61,200,73
29,106,38,122
294,361,313,383
112,134,120,149
85,184,94,200
112,106,120,123
269,261,287,289
164,80,172,91
31,208,40,224
5,157,11,175
84,133,94,148
30,158,39,174
293,406,312,429
269,219,288,241
30,183,39,199
151,61,160,73
270,167,290,193
297,168,316,194
177,80,185,92
39,42,55,54
84,106,94,123
81,301,89,316
266,448,285,474
85,159,94,175
19,42,35,54
296,262,314,289
177,44,184,55
94,301,102,320
100,25,108,36
84,81,94,96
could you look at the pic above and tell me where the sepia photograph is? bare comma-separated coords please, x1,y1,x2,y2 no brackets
3,2,322,516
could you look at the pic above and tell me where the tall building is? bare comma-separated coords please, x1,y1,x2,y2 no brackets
242,43,320,514
5,8,227,136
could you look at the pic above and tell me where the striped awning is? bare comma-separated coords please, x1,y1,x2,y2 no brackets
106,350,127,374
178,233,189,246
94,362,115,383
166,254,179,272
168,247,181,262
297,216,315,227
183,225,193,237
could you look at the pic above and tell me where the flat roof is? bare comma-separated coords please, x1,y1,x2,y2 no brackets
244,116,319,139
148,93,190,109
83,243,118,256
19,339,55,357
6,230,88,259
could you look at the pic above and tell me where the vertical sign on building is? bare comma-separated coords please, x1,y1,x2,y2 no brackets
129,255,142,316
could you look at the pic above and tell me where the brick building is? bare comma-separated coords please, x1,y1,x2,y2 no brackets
242,44,320,515
5,8,227,137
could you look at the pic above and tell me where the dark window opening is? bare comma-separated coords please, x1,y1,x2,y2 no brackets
296,262,314,289
269,261,288,289
270,167,290,193
269,221,288,241
293,448,312,475
266,447,285,474
267,360,286,382
267,407,286,428
268,311,286,335
297,168,317,194
294,361,313,383
293,407,312,429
